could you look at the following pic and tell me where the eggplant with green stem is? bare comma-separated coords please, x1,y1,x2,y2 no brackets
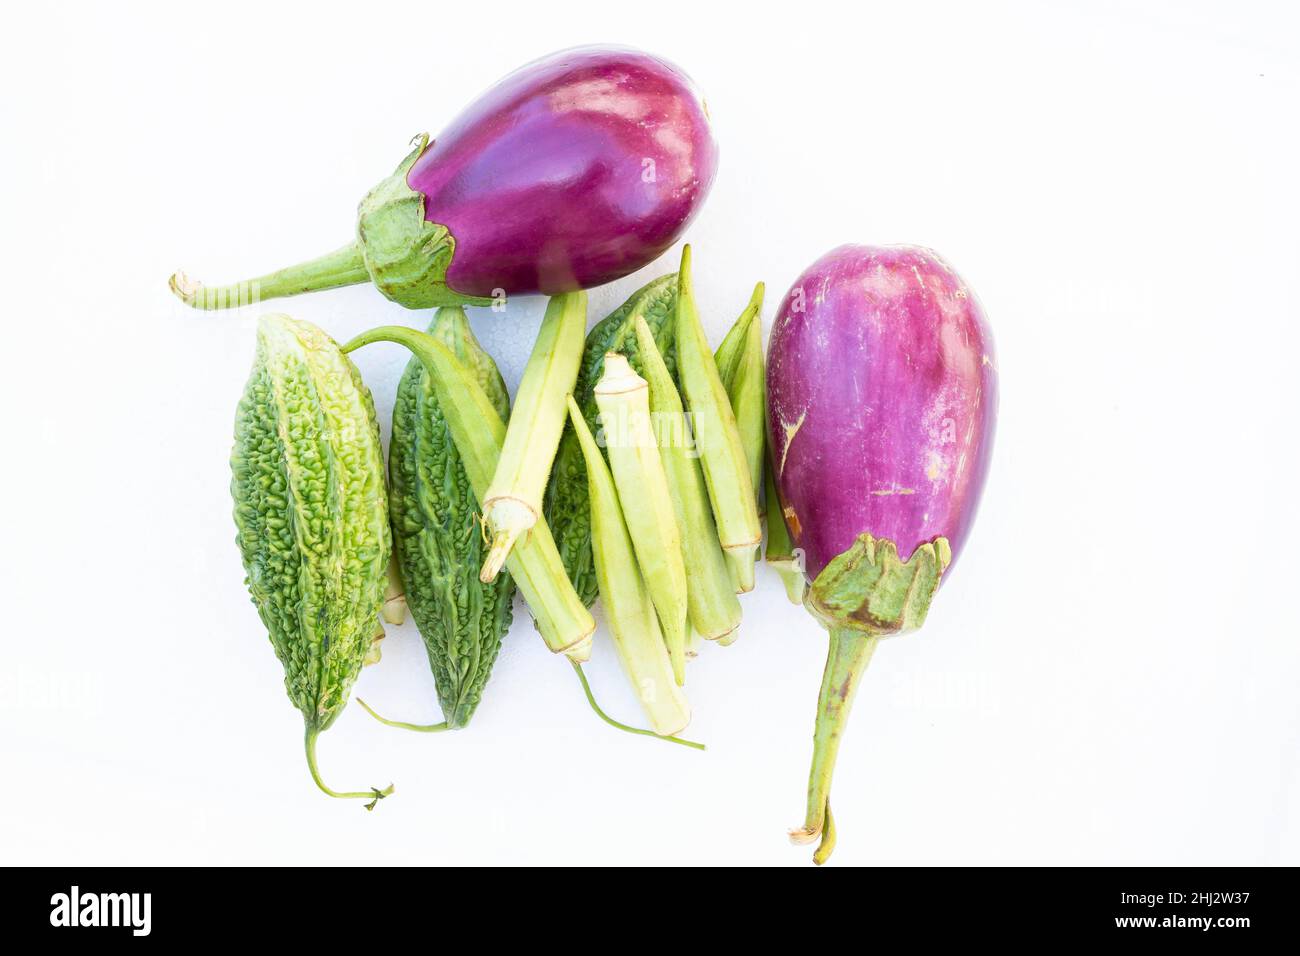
593,353,689,684
565,396,691,736
479,291,587,583
633,315,741,643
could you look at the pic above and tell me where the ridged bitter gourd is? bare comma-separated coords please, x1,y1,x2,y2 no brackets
385,307,516,729
231,314,393,807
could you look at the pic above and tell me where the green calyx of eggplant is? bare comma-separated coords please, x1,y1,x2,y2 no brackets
356,134,493,309
792,533,951,865
169,135,490,311
804,533,951,637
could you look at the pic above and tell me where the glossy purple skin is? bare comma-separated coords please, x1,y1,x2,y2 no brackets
767,245,997,582
407,46,718,298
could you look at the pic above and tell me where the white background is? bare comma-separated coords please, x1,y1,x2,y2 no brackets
2,0,1297,866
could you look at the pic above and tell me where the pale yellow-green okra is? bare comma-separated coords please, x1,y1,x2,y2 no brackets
381,554,407,625
674,246,762,573
633,314,741,644
565,396,691,736
594,353,689,684
764,448,807,605
342,325,595,662
713,282,767,593
479,291,587,583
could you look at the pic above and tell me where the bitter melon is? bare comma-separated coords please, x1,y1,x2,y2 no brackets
388,307,516,728
543,273,680,606
230,314,393,805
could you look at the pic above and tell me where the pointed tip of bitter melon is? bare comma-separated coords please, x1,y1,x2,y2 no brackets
364,784,395,812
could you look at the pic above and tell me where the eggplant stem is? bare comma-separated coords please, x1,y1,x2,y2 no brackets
170,241,369,310
571,662,704,751
790,627,878,861
356,698,451,733
304,727,394,809
813,803,837,865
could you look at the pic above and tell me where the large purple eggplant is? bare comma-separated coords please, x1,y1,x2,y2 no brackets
170,46,718,310
766,244,997,863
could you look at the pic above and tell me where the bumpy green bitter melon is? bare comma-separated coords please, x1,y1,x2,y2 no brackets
386,307,516,729
230,314,393,806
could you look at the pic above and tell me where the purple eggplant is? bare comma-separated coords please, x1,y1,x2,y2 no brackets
766,244,997,863
170,46,718,310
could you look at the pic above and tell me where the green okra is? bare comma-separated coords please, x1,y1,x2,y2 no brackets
764,451,807,605
594,353,689,685
714,282,767,593
565,395,691,736
342,325,595,662
381,554,407,625
545,274,680,608
674,246,762,565
633,314,741,643
480,291,587,583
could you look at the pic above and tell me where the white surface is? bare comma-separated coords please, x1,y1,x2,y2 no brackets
2,0,1297,866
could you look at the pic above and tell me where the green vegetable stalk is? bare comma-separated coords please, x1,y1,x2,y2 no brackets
545,274,680,607
480,291,587,583
565,396,692,736
342,325,595,662
594,353,689,684
713,282,767,593
633,314,741,643
362,307,517,732
231,314,393,807
674,246,761,573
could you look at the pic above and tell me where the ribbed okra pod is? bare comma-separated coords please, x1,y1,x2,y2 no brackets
565,396,691,736
594,354,689,684
633,315,741,643
342,325,595,662
480,291,587,583
713,282,767,592
674,246,762,568
381,555,407,625
544,274,680,607
764,444,807,605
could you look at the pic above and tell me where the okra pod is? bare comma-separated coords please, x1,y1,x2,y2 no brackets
674,246,762,565
381,554,407,625
764,453,807,605
343,325,595,661
594,353,689,684
633,314,741,643
480,291,587,583
565,396,691,736
714,282,767,592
